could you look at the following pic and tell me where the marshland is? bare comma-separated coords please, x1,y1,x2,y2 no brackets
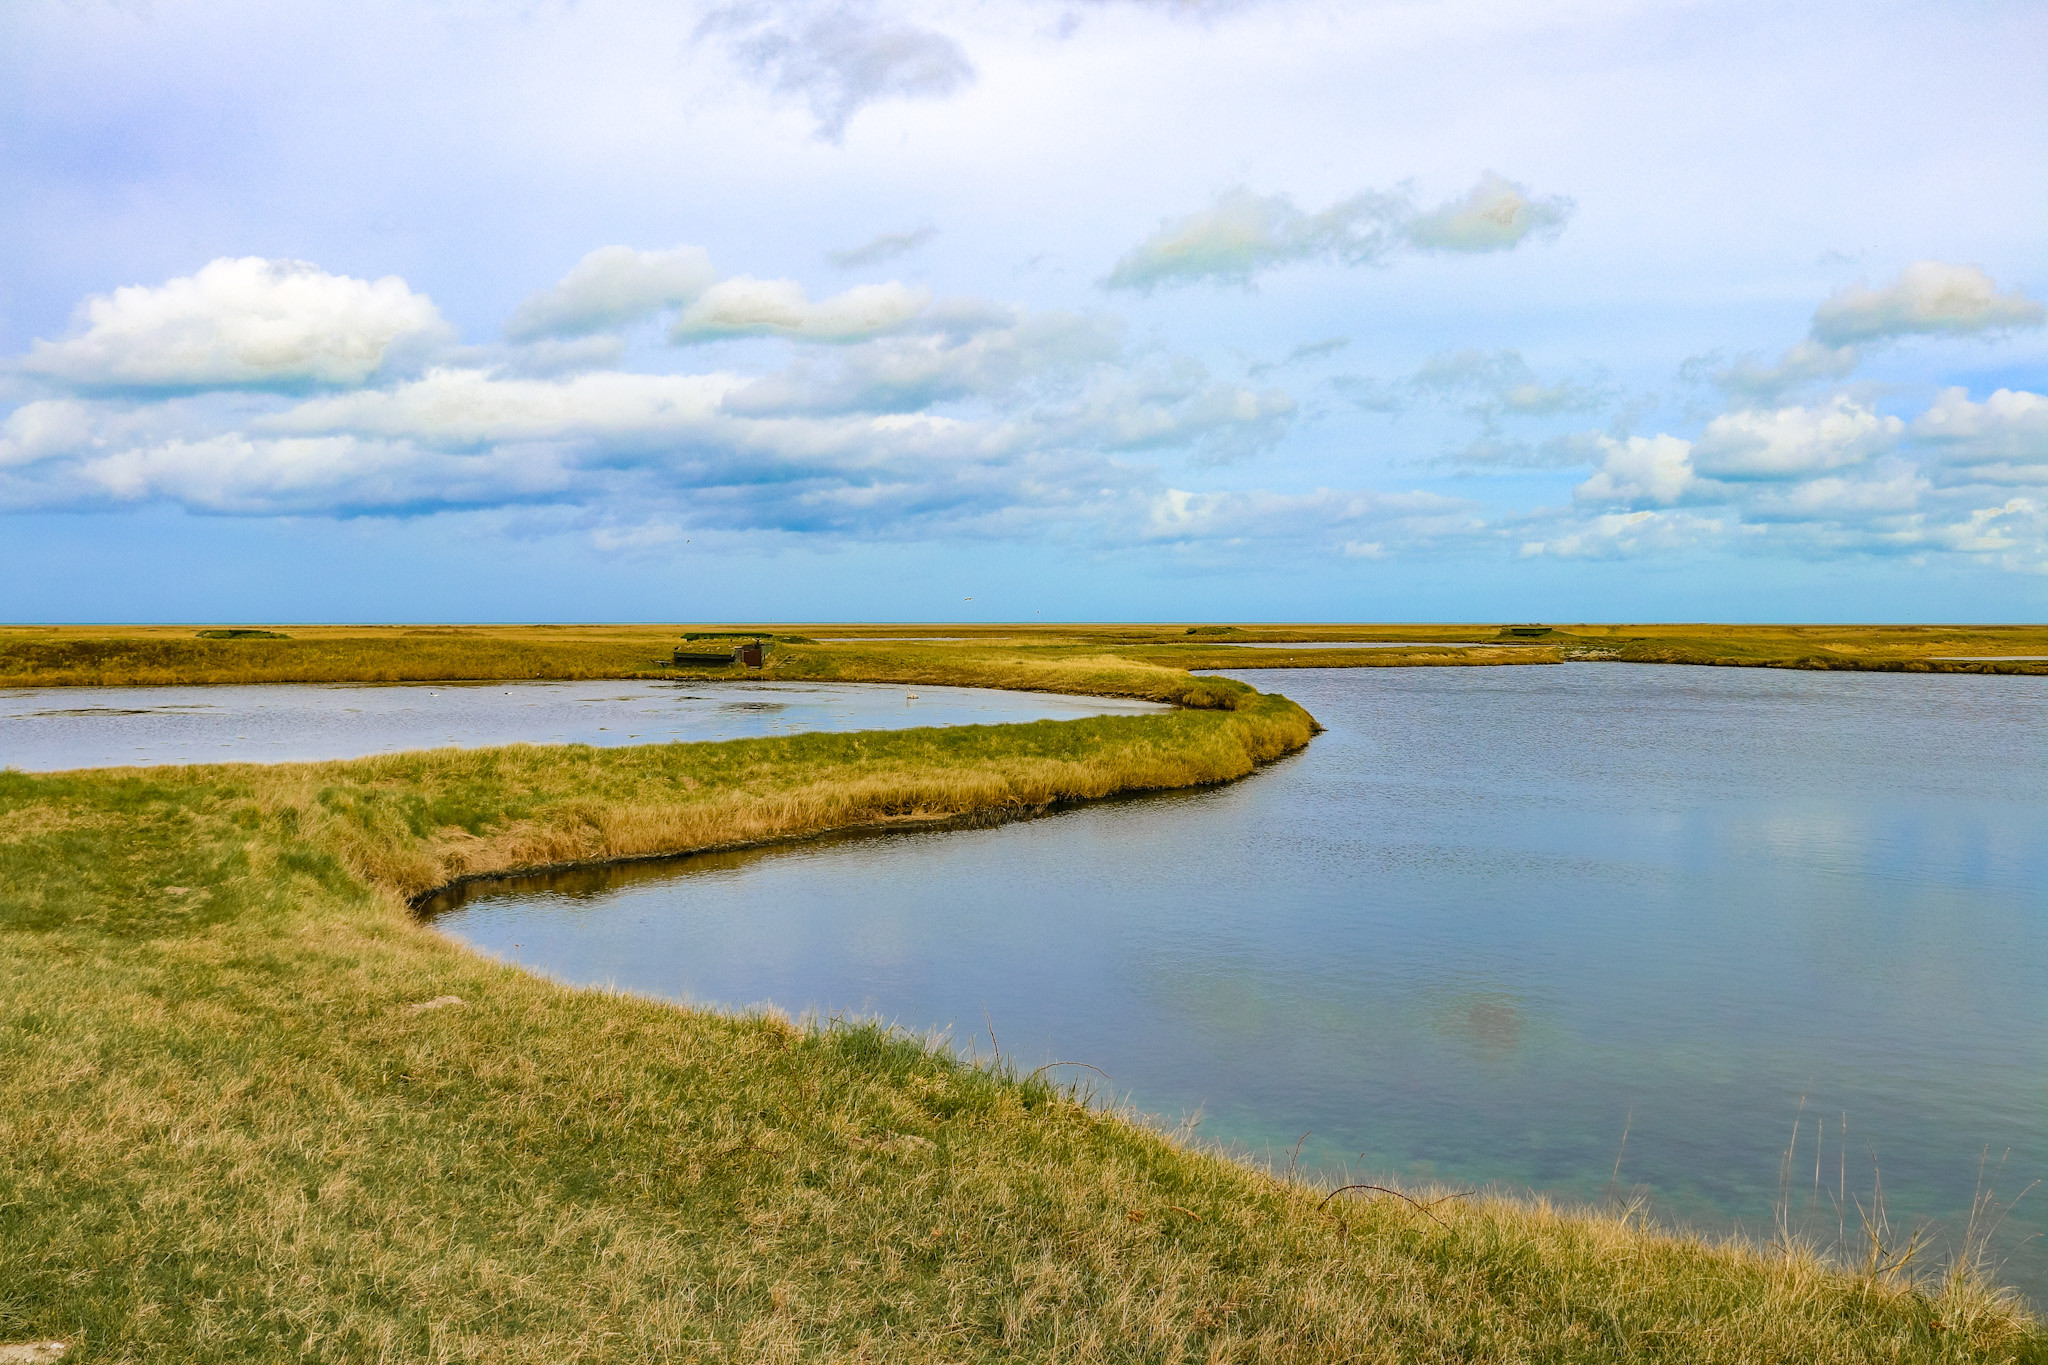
1,623,2044,1362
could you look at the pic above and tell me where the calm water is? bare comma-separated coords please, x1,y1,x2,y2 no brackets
431,665,2048,1295
0,680,1167,772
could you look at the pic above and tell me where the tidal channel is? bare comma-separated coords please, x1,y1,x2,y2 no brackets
0,679,1169,771
429,664,2046,1296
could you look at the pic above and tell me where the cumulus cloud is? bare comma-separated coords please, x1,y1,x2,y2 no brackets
21,258,448,391
503,246,719,341
1403,172,1573,253
701,2,975,141
1574,434,1698,505
1811,261,2044,346
1103,172,1571,290
1910,387,2048,482
670,277,934,342
1529,389,2048,569
1930,498,2048,573
0,400,96,469
827,226,938,268
4,242,1308,531
1691,397,1900,480
1704,263,2041,401
1573,400,1902,508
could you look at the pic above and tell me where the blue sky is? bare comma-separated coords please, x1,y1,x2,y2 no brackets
2,0,2043,622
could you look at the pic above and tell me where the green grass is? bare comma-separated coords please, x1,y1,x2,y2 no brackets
0,644,2042,1360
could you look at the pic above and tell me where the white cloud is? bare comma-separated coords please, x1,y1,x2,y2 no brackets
1038,357,1295,463
1140,484,1474,548
1811,261,2044,346
1403,171,1572,253
21,257,449,390
670,277,934,342
1911,387,2048,482
1691,397,1900,480
1102,172,1570,290
223,335,1294,514
41,433,574,517
1927,498,2048,572
712,306,1294,460
1518,510,1726,560
1574,433,1697,505
262,367,742,448
701,2,975,141
503,245,719,341
0,400,96,468
1738,467,1927,521
717,308,1116,415
1703,264,2040,402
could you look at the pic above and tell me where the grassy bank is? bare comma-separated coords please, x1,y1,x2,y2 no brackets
2,654,2043,1360
5,620,2044,688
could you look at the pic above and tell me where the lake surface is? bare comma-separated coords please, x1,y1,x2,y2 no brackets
0,680,1167,772
431,664,2048,1297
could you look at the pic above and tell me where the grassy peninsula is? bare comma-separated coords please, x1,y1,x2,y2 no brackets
1,641,2043,1360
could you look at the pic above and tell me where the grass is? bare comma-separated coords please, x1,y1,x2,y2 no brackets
1,642,2043,1359
4,619,2044,688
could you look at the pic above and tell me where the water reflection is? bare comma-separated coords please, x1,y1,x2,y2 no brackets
430,665,2048,1298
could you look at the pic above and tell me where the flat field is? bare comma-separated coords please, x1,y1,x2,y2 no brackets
0,634,2042,1361
3,619,2045,688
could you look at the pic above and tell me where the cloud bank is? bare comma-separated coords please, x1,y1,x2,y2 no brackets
7,246,2044,577
1,254,1332,548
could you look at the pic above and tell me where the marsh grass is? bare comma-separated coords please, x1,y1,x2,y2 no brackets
5,620,2043,689
0,651,2042,1359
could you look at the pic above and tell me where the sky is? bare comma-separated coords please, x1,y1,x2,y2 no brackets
1,0,2043,623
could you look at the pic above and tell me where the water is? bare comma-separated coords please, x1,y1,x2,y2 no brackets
0,680,1168,772
429,665,2048,1297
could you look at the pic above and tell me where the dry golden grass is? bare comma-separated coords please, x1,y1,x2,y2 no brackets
5,618,2043,689
0,648,2041,1360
